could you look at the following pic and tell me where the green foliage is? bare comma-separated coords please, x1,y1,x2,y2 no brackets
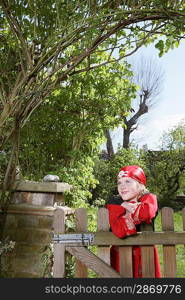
142,149,185,208
19,55,135,180
0,151,8,181
155,39,165,57
0,239,15,256
1,0,185,206
16,56,138,210
40,245,53,278
1,0,185,139
51,156,99,208
1,0,185,194
161,119,185,150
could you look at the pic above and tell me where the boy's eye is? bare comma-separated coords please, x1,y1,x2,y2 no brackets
118,180,130,185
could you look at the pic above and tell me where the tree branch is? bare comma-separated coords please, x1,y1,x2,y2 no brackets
1,0,32,67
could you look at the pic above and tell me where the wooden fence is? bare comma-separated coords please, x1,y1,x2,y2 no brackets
52,207,185,278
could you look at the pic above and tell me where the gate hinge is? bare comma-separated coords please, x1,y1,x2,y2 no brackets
52,233,94,246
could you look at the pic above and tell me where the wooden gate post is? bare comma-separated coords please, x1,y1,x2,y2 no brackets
53,208,65,277
162,207,176,277
140,222,155,277
183,208,185,253
75,208,88,278
97,208,110,266
119,245,133,278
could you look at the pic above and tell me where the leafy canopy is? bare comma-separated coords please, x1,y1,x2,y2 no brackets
1,0,185,139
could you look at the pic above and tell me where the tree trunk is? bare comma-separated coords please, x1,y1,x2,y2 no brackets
123,127,130,149
122,100,149,149
3,119,20,192
104,129,114,159
0,119,20,264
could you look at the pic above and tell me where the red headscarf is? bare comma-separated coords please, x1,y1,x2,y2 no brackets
117,165,146,185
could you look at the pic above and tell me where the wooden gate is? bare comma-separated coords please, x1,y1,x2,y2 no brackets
52,207,185,278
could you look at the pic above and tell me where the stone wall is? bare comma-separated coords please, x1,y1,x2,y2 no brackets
0,180,72,278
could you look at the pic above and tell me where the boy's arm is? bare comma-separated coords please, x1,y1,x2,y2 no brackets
106,203,137,238
132,193,158,225
106,193,158,238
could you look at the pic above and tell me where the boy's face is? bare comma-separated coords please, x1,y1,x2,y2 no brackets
117,177,140,202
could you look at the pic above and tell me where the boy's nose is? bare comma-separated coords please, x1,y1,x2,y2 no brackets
120,184,127,189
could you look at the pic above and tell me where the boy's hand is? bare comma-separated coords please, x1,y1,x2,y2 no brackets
121,201,140,215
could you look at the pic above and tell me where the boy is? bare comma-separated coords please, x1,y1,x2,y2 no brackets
106,165,161,277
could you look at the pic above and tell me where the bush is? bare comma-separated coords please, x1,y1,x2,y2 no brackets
0,238,15,256
50,156,99,208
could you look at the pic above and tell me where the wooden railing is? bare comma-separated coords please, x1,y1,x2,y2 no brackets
52,207,185,278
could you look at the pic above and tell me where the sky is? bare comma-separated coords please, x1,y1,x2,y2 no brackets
111,39,185,151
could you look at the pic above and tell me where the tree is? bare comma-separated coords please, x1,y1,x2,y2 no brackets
103,55,164,155
19,54,135,177
1,0,185,190
104,129,115,159
160,119,185,150
122,56,164,148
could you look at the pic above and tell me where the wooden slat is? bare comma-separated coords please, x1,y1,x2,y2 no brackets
93,231,185,246
162,207,174,231
53,208,65,277
60,231,185,246
119,246,133,277
75,208,88,278
140,220,155,277
140,223,153,232
182,208,185,231
162,207,176,278
163,245,176,276
182,208,185,253
66,246,121,278
141,246,155,277
97,208,110,265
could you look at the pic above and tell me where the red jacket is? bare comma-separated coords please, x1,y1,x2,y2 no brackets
106,193,161,277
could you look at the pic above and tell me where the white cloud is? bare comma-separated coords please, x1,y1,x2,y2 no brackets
131,114,185,149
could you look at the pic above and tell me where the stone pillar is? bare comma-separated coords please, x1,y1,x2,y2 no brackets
0,179,72,278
